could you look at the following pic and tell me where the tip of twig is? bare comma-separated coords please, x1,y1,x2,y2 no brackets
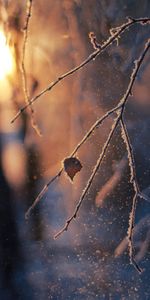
10,117,16,124
25,209,31,220
54,229,65,240
53,233,59,240
130,260,143,274
54,220,70,239
11,111,21,124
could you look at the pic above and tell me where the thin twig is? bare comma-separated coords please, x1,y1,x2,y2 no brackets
25,39,150,224
55,38,150,240
25,104,119,219
54,114,121,239
120,118,138,190
119,39,150,272
25,170,62,219
119,38,150,110
22,0,41,136
22,14,150,272
119,36,150,271
11,17,150,123
26,80,136,219
120,118,142,273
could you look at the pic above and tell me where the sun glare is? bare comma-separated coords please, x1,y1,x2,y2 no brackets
0,30,14,80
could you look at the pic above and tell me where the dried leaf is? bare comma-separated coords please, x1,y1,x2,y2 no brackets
63,157,82,181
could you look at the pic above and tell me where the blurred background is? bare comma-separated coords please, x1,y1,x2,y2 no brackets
0,0,150,299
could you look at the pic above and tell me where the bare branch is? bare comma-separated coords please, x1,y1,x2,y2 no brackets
119,38,150,109
25,170,62,219
25,38,150,228
22,14,150,271
120,118,142,272
21,0,41,136
11,17,150,123
55,38,150,241
25,104,119,219
54,114,121,239
119,40,150,272
120,118,138,190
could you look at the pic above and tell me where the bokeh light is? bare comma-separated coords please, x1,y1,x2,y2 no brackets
0,30,14,80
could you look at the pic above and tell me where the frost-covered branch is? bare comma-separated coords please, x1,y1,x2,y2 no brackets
120,118,141,272
53,39,150,274
25,104,119,219
54,115,121,239
11,17,150,124
54,38,150,234
25,38,150,224
23,15,150,272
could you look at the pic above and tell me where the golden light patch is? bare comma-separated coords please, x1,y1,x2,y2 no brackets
0,30,14,80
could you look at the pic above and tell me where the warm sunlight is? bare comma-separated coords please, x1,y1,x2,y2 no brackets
0,2,149,299
0,30,14,80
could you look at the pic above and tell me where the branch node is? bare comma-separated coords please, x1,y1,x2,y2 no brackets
89,32,101,50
